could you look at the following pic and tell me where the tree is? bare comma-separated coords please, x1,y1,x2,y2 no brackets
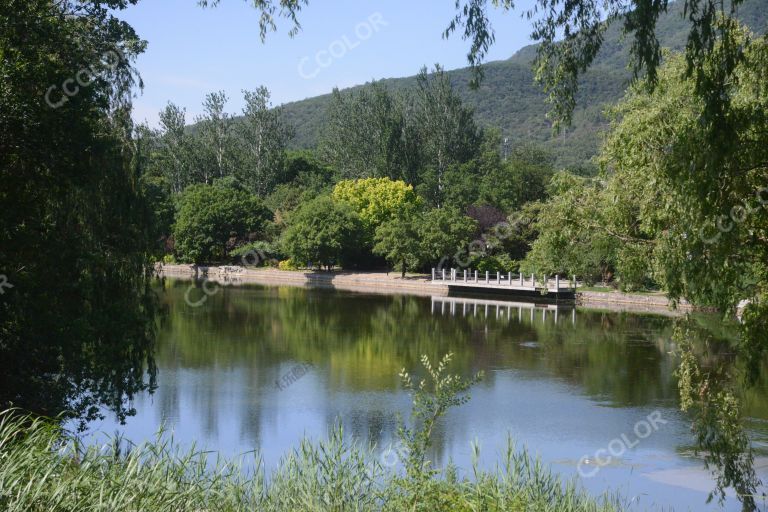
414,66,482,207
157,102,194,193
418,207,478,267
280,195,363,269
373,207,423,277
596,29,768,507
173,182,272,263
521,173,621,285
0,0,158,426
236,86,295,197
332,178,421,242
478,144,554,213
318,83,415,181
194,91,236,184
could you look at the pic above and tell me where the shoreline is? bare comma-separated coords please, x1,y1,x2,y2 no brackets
156,263,698,314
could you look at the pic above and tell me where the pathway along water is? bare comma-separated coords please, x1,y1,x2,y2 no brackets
75,279,768,511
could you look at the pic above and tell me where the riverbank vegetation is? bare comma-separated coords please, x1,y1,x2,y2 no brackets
0,355,621,512
2,0,768,509
139,17,768,508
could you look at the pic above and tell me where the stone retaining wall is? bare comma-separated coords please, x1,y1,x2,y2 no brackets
156,263,448,297
576,290,695,312
156,264,704,313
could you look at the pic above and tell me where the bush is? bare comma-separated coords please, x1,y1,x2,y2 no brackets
161,254,177,264
230,241,282,266
278,258,299,271
474,254,517,273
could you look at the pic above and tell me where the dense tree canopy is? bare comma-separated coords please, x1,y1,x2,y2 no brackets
373,206,423,278
173,182,272,264
332,178,421,239
319,83,415,181
0,0,157,426
280,195,363,269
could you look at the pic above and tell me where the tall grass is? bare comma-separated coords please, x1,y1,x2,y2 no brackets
0,355,625,511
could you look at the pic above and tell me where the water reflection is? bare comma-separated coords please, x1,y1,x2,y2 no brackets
79,280,768,511
431,295,576,325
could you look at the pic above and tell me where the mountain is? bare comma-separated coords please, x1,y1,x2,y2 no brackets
278,0,767,170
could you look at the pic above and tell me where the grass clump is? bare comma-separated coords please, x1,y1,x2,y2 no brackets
0,354,624,511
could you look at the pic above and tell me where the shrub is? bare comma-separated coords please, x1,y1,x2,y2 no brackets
278,258,299,271
474,254,517,273
230,241,282,266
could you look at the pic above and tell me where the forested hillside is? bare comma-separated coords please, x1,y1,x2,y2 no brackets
279,0,767,169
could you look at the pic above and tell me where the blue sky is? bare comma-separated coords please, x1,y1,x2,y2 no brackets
120,0,537,127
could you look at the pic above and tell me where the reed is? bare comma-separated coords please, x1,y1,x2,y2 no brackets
0,355,625,511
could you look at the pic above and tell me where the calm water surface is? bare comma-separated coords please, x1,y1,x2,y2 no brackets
79,279,768,511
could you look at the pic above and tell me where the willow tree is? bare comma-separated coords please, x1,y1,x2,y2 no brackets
0,0,157,427
601,25,768,507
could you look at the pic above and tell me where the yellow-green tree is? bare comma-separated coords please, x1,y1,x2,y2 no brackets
332,177,421,241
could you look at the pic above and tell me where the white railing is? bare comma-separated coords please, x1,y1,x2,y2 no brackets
430,268,576,292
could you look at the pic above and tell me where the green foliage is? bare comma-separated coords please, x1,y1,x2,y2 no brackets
478,144,555,213
278,258,299,271
675,323,762,508
148,87,296,198
0,0,157,426
139,173,175,257
396,354,483,485
195,90,237,184
235,86,295,196
414,66,483,207
332,178,421,240
156,102,193,193
474,254,517,273
319,82,417,181
601,27,768,310
521,173,619,284
280,195,364,269
173,183,272,264
0,360,621,512
419,208,478,267
283,150,335,190
373,208,423,277
230,240,282,266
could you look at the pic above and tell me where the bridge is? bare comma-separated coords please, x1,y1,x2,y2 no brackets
431,268,576,301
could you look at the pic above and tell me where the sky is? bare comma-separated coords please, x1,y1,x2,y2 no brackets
120,0,538,127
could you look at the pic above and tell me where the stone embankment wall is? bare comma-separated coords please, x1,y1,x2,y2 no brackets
157,264,703,314
156,264,448,297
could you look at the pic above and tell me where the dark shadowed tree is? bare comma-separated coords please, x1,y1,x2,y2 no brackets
0,0,158,428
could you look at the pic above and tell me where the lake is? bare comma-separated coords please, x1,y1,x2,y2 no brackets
77,279,768,511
